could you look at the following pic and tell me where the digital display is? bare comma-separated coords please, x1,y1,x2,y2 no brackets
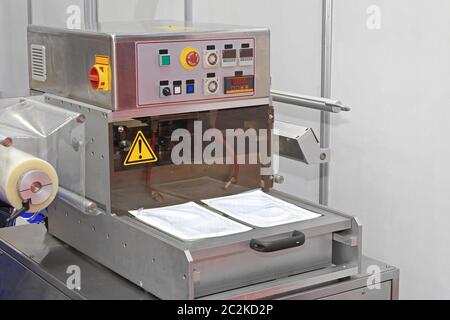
222,49,237,59
231,77,250,86
240,48,254,58
224,75,255,95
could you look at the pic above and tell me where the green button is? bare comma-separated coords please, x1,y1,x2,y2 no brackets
161,55,171,66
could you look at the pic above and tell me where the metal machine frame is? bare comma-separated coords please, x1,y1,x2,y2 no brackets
0,0,400,302
23,20,363,300
0,224,396,300
38,92,362,300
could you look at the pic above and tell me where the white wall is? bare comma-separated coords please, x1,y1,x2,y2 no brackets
32,0,83,27
330,0,450,299
0,0,29,98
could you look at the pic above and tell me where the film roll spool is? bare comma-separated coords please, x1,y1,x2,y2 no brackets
0,145,58,212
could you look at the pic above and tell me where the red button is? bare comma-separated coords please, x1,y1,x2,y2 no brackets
186,51,200,67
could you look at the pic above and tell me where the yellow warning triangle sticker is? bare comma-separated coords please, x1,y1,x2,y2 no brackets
124,131,158,166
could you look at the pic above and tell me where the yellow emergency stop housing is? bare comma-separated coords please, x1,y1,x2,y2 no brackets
179,47,200,71
89,55,112,91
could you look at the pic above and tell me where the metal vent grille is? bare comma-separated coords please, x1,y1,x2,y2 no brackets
31,44,47,82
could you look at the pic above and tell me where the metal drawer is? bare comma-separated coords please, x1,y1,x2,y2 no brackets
320,281,392,300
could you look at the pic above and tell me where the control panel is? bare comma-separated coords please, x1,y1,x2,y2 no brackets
135,38,256,107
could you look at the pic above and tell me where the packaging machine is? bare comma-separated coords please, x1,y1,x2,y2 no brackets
0,21,369,300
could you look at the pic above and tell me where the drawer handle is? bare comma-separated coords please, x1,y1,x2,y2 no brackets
250,231,306,253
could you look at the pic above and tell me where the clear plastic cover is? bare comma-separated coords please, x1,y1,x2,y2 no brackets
0,97,86,211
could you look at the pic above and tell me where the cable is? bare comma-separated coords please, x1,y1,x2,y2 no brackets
6,200,31,225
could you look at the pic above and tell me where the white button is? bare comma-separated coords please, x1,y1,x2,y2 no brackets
174,86,182,95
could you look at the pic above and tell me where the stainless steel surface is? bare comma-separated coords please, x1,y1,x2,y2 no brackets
0,249,68,300
203,264,359,300
28,23,271,114
24,23,364,300
275,121,330,165
58,187,104,216
319,0,334,206
320,281,391,300
48,198,195,299
28,27,114,110
271,90,350,114
0,224,155,300
0,225,396,300
110,97,271,120
19,170,53,205
38,94,362,299
44,95,111,210
47,188,357,299
281,257,399,300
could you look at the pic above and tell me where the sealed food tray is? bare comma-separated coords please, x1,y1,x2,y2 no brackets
129,202,251,241
202,189,322,228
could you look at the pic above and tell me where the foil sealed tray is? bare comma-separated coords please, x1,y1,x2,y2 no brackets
129,202,252,241
202,190,322,228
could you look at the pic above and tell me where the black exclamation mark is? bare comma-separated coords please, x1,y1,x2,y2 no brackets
139,139,142,159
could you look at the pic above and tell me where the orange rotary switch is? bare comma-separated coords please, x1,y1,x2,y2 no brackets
89,55,111,91
180,47,200,70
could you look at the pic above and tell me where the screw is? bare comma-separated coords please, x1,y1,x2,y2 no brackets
76,114,86,124
0,137,13,147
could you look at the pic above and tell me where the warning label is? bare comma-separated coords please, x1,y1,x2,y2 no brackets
123,131,158,166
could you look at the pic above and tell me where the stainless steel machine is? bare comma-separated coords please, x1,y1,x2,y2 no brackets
1,21,364,300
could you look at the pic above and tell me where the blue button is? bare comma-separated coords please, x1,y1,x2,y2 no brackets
186,84,195,94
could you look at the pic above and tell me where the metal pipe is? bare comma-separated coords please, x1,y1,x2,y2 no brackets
27,0,33,25
58,187,103,216
84,0,99,31
271,90,350,114
184,0,193,25
319,0,334,206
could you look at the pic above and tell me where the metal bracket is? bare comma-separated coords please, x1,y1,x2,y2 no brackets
275,121,330,165
333,230,358,247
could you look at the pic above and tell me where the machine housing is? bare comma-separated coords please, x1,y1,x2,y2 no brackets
27,21,362,300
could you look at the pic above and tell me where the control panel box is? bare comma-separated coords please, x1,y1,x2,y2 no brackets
28,21,271,116
137,38,255,107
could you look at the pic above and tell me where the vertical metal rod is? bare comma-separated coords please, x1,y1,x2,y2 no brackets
184,0,193,26
27,0,33,25
84,0,99,30
319,0,334,206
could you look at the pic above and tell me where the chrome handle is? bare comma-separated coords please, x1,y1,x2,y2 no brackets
271,90,351,114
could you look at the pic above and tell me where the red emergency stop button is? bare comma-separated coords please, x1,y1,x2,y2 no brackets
180,47,200,70
186,51,200,67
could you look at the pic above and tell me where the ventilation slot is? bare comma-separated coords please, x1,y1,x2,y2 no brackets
31,45,47,82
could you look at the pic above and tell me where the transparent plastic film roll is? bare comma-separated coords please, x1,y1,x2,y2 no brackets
0,145,58,212
0,97,87,213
